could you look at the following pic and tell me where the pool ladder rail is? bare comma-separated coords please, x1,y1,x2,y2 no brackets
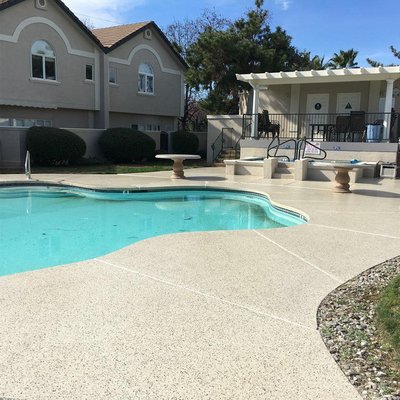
25,150,32,180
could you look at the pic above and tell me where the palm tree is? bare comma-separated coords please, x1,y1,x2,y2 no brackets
327,48,359,69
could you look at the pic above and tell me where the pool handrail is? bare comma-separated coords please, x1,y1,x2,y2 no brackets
24,151,32,180
267,137,298,161
297,137,327,161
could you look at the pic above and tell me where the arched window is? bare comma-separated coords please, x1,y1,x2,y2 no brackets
138,63,154,94
31,40,56,80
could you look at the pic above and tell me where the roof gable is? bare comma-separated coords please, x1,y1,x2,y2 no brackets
0,0,104,49
92,21,188,69
1,1,187,69
92,22,150,48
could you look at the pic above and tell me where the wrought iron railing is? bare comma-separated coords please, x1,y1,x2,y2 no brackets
211,127,238,161
242,112,399,142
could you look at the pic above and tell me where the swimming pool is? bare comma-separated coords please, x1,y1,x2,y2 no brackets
0,185,306,276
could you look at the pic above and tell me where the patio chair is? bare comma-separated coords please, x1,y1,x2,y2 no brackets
347,111,366,142
258,110,280,139
328,115,350,142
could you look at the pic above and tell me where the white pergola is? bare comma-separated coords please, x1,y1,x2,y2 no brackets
236,66,400,140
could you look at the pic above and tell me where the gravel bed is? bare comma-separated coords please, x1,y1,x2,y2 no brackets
318,256,400,400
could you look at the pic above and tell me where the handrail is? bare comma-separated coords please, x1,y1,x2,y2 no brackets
234,135,241,159
297,137,327,160
24,150,32,180
267,137,298,162
266,137,327,162
211,128,234,162
242,114,256,139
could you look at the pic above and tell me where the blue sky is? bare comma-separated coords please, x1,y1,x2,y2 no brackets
63,0,400,67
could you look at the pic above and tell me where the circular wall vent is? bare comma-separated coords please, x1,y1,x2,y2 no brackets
35,0,47,9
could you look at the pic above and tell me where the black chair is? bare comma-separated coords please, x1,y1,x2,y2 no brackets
258,110,280,139
329,115,350,142
347,111,366,142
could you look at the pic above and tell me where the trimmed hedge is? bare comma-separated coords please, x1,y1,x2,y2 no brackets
171,131,199,154
27,126,86,166
99,128,156,163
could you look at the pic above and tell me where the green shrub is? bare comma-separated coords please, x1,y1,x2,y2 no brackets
99,128,156,163
171,131,199,154
27,126,86,166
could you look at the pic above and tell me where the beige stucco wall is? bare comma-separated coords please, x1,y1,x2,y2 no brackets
258,80,400,115
207,115,243,164
0,105,95,128
0,127,27,167
107,27,184,118
109,112,177,132
0,1,99,113
259,85,291,114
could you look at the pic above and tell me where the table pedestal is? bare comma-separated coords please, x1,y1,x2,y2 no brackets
333,167,353,193
171,159,185,179
155,154,201,179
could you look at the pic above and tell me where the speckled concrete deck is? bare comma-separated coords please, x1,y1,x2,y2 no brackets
0,168,399,399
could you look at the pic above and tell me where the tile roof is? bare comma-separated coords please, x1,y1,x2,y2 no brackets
92,22,150,48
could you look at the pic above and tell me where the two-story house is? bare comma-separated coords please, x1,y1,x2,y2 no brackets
0,0,187,132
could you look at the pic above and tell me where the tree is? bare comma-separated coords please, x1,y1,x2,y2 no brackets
165,10,230,129
327,49,359,69
187,0,304,114
295,51,328,70
366,46,400,67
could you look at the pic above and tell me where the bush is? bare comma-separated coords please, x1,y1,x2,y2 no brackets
99,128,156,163
171,131,199,154
27,126,86,166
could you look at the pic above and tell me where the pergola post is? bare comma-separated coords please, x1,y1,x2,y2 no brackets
383,79,394,141
251,85,260,139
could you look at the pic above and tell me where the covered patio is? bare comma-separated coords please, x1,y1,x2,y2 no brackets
236,66,400,142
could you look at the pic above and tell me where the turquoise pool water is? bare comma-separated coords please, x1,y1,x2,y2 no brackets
0,186,305,276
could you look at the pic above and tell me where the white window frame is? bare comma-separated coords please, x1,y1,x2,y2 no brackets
31,40,57,81
109,67,117,84
138,63,154,94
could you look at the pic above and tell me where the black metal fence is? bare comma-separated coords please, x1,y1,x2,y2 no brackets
242,112,399,142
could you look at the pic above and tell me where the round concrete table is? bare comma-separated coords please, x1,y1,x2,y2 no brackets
156,154,201,179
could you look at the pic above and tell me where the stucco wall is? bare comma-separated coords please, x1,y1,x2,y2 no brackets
258,80,400,115
259,85,291,114
207,115,243,164
0,106,95,128
107,27,183,118
109,112,177,132
0,127,27,167
0,1,99,112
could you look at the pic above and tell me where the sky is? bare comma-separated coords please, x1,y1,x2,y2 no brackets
62,0,400,67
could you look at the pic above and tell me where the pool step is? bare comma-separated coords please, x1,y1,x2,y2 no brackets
273,172,295,179
214,148,239,165
272,162,295,179
278,162,294,168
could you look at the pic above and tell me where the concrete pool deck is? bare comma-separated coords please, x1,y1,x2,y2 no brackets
0,168,399,399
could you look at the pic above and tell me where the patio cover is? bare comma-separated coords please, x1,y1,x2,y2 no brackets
236,66,400,139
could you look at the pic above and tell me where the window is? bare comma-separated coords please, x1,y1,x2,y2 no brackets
85,64,93,81
109,67,117,84
138,63,154,94
1,118,52,127
0,118,10,127
31,40,56,80
135,123,161,132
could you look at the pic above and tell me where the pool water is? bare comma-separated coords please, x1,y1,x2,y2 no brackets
0,186,305,276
